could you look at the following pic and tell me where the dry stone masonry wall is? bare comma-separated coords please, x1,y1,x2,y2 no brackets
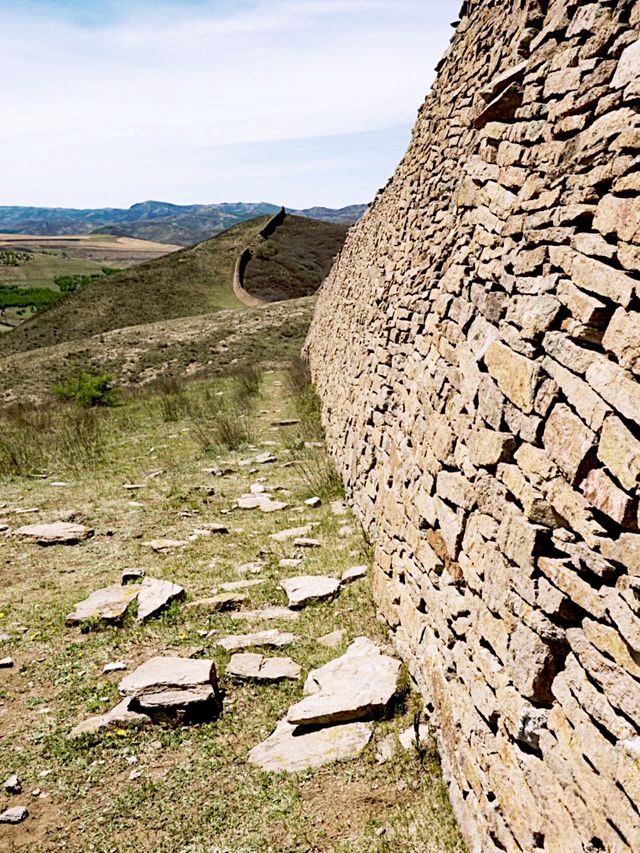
304,1,640,850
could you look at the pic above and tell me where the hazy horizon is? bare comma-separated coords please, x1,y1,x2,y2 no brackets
1,0,459,210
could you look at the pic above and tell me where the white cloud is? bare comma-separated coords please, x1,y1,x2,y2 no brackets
1,0,458,207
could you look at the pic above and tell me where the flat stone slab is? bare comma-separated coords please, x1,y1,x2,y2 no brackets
236,561,266,575
186,593,246,612
66,584,139,626
230,606,299,622
287,637,401,726
248,719,372,772
279,558,303,568
143,538,187,552
259,500,289,513
318,629,346,648
217,629,297,652
0,806,28,824
3,774,21,794
217,579,265,592
226,653,301,681
13,522,93,545
136,577,185,621
293,538,322,548
270,525,312,542
0,657,14,668
341,565,368,584
255,452,277,464
69,697,151,738
280,575,341,609
119,656,219,712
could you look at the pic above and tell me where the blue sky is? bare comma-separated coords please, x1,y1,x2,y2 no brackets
1,0,459,209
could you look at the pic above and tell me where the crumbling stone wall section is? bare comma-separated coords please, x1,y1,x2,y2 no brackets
304,1,640,850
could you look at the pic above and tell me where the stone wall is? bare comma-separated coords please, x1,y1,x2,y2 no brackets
232,207,287,307
304,1,640,850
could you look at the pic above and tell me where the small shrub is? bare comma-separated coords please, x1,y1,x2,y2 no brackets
55,371,122,408
293,451,344,500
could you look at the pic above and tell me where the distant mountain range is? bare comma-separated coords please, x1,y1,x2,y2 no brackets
0,200,367,246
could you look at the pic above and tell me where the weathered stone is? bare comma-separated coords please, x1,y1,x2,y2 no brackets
341,565,368,584
119,657,219,713
612,38,640,95
593,194,640,245
0,806,28,824
582,468,637,527
0,657,14,668
543,404,595,483
270,525,312,542
136,577,185,622
550,246,635,307
143,538,186,552
3,775,21,795
216,579,265,593
586,357,640,424
292,537,322,548
69,697,151,738
318,629,346,648
248,719,372,773
13,522,93,545
66,584,139,626
255,452,277,464
466,429,515,467
280,575,341,608
230,606,299,622
399,723,430,752
287,637,400,726
484,342,540,413
186,593,246,612
226,653,300,681
102,661,127,674
601,308,640,375
216,629,297,652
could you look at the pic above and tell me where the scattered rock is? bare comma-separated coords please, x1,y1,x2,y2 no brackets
318,629,346,648
102,661,127,675
143,539,186,552
226,653,301,681
293,537,322,549
375,733,397,764
259,500,289,513
69,697,151,738
338,525,355,537
49,481,69,487
65,585,139,626
217,579,265,592
0,525,8,534
136,577,185,621
250,483,267,494
121,569,145,585
216,629,297,652
304,496,322,508
119,657,219,714
341,565,368,584
0,806,28,824
248,720,372,772
186,593,246,612
201,523,229,534
255,452,277,465
124,483,144,490
331,501,348,516
3,775,21,795
279,558,303,568
270,525,312,542
280,575,341,609
236,561,266,575
0,632,9,642
0,657,14,668
230,607,299,622
399,723,430,752
13,522,93,546
287,638,401,726
237,495,268,510
271,419,300,426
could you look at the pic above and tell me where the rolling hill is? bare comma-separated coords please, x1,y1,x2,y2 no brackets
0,212,349,403
0,201,367,246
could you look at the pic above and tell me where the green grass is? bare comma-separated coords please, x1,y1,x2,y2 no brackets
244,215,348,302
0,371,465,853
0,217,268,356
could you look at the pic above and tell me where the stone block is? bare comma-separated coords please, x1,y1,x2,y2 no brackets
484,341,540,413
543,404,596,483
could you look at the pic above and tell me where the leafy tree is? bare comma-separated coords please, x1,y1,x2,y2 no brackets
55,371,122,407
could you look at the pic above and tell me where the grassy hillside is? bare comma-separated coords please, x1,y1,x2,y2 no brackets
0,217,268,356
243,216,348,302
0,299,315,406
